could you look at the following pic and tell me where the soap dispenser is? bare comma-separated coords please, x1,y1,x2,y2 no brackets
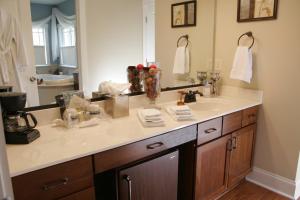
203,81,211,97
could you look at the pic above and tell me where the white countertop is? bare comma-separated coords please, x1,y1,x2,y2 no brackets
6,88,263,177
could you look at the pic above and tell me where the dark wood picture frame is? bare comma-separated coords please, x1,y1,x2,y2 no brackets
237,0,278,22
172,1,197,28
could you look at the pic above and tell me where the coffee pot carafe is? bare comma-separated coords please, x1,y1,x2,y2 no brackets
0,92,40,144
4,111,37,133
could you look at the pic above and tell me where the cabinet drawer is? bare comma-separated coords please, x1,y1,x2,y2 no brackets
94,125,197,174
222,111,242,135
242,106,258,127
12,157,94,200
59,187,95,200
197,117,222,145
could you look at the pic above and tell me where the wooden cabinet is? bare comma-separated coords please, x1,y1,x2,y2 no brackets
94,125,196,174
10,106,258,200
195,135,231,200
197,117,222,145
12,157,94,200
118,151,179,200
58,187,95,200
228,125,255,187
222,111,242,135
242,106,258,127
195,106,258,199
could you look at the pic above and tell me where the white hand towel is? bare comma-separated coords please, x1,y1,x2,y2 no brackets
173,47,190,74
141,109,161,119
137,110,165,127
230,46,253,83
170,105,191,114
166,107,194,121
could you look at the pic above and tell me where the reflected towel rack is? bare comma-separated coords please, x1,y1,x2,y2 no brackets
238,31,255,49
177,34,190,48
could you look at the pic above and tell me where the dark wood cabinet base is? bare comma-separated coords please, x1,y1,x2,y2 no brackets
11,106,258,200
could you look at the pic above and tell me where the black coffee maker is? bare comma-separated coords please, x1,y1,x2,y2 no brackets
0,92,40,144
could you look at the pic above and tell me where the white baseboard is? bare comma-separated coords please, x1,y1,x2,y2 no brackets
246,167,296,199
295,180,300,200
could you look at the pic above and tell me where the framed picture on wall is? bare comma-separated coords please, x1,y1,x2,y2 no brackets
237,0,278,22
172,1,197,28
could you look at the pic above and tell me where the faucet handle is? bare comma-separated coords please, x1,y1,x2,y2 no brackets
177,91,186,105
192,90,203,96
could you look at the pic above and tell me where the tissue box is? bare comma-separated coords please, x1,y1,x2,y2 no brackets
104,95,129,118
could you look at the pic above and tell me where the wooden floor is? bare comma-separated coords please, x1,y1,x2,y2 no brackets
219,181,289,200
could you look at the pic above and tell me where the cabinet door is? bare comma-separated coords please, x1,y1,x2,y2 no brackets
228,125,255,187
195,135,231,200
119,151,179,200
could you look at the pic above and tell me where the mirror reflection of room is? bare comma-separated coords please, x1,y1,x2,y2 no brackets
30,0,78,106
0,0,216,109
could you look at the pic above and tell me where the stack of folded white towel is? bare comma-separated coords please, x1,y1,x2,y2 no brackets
138,109,165,127
166,105,194,121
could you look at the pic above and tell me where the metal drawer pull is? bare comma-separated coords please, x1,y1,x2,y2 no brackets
232,137,237,150
146,142,164,149
123,175,132,200
248,114,256,118
43,177,69,191
227,139,233,151
204,128,217,134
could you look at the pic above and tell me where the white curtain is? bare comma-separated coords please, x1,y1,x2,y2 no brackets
32,8,76,63
32,16,51,28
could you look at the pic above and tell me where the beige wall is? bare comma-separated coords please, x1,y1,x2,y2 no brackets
81,0,143,95
215,0,300,180
156,0,215,87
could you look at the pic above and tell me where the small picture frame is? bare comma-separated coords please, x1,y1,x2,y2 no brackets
237,0,278,22
172,1,197,28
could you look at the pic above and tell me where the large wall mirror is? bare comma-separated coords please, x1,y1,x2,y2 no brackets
0,0,216,108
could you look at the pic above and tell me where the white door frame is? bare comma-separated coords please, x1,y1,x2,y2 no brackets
0,106,14,200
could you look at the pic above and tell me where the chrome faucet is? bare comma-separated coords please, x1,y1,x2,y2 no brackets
210,72,221,96
177,90,203,105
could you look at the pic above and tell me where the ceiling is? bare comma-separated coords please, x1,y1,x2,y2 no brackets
30,0,68,5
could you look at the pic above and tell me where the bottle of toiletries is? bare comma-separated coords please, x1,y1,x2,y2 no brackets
87,104,101,119
203,82,211,97
64,108,79,128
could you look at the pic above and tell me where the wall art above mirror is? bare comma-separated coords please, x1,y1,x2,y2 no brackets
0,0,217,109
238,0,278,22
171,0,197,28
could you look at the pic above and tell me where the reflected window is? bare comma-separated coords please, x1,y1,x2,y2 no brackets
32,27,49,65
61,27,76,47
58,25,77,67
32,27,45,46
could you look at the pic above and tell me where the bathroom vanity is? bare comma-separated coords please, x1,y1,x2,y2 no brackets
6,87,262,200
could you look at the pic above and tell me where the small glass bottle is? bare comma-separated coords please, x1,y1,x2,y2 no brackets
203,82,211,97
